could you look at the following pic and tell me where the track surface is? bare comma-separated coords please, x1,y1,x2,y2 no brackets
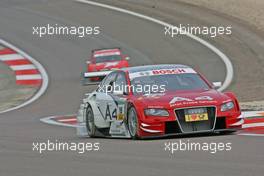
0,0,263,175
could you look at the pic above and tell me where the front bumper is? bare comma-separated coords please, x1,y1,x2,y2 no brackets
137,114,242,138
139,128,239,139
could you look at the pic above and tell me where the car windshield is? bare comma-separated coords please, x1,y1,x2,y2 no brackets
130,73,210,95
95,55,122,63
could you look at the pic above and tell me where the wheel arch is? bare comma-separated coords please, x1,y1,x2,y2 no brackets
85,95,110,128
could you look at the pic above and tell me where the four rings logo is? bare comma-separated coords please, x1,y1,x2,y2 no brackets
169,96,213,104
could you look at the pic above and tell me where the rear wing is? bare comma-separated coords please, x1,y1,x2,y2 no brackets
82,71,112,85
92,47,121,53
83,71,112,78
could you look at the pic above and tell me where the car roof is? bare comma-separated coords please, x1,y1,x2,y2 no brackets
121,64,191,73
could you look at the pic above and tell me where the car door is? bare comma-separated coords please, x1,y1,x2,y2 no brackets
108,71,130,137
95,72,117,122
111,71,128,122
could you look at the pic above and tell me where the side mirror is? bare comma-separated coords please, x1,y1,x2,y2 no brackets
113,90,124,96
125,57,130,61
86,61,91,64
212,82,222,89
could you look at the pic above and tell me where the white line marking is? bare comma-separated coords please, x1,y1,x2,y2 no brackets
0,54,24,61
16,74,42,80
0,39,49,114
75,0,234,92
10,64,36,70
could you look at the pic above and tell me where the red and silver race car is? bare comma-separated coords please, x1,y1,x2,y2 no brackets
77,64,243,139
84,48,130,82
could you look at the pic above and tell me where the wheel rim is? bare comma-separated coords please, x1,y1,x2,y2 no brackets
128,108,137,136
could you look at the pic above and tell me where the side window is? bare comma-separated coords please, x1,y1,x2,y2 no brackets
97,72,117,93
114,72,128,94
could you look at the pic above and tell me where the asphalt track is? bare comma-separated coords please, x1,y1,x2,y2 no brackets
0,0,263,175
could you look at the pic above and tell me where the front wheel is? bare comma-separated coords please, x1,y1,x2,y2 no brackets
85,105,96,137
127,106,140,139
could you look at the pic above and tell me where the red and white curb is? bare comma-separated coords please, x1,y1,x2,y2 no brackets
0,39,49,114
40,115,77,128
40,111,264,136
238,111,264,136
0,46,42,85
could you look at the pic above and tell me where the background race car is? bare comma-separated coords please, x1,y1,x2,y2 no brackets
77,64,243,139
83,48,130,84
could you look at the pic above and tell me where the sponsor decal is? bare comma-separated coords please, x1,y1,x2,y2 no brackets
184,108,209,122
152,68,193,75
117,105,125,121
129,68,196,79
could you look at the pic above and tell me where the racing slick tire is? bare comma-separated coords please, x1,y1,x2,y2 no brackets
127,106,140,140
85,105,96,137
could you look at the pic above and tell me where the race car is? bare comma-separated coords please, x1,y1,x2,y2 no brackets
77,64,243,139
84,48,130,82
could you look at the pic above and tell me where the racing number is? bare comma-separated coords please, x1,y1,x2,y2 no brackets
105,104,117,120
103,104,125,121
112,108,117,119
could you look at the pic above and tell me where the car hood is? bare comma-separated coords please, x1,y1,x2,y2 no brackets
134,89,231,109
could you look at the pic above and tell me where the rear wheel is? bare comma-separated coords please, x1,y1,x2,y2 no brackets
127,106,139,139
86,105,96,137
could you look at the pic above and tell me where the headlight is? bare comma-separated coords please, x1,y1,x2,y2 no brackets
221,101,234,112
144,109,169,117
